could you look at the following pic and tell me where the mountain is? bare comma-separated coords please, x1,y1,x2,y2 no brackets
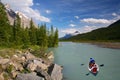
5,4,31,28
60,31,80,39
63,20,120,41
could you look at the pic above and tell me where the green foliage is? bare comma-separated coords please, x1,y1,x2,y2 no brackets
29,19,37,45
21,69,31,73
3,72,10,80
54,29,59,47
48,26,59,47
6,64,14,73
31,47,46,58
0,48,15,58
0,64,3,73
0,3,11,46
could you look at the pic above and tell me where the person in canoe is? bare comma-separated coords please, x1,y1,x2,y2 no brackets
89,58,95,68
91,64,97,73
88,58,99,75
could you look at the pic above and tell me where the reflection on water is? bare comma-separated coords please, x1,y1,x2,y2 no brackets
48,42,120,80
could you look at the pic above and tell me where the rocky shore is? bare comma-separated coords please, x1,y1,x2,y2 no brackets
91,42,120,49
0,50,63,80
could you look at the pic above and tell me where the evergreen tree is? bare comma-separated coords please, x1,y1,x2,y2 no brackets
29,18,37,45
48,25,54,47
54,28,59,47
0,3,11,46
22,28,30,45
14,14,23,45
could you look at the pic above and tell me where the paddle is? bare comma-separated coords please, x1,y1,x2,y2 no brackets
99,64,104,67
86,73,90,76
81,63,104,67
81,63,84,66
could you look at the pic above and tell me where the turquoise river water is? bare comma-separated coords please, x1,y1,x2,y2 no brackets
48,42,120,80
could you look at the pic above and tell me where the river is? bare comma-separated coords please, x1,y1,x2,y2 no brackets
48,42,120,80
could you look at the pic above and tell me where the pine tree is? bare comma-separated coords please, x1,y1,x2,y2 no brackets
0,3,11,46
54,28,59,47
29,18,37,45
14,14,23,45
48,25,54,47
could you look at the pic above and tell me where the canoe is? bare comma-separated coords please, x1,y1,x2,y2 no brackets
88,63,99,75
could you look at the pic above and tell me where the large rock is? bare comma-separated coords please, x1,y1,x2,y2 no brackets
48,64,63,80
46,51,54,62
9,62,23,72
26,59,48,71
15,72,44,80
0,59,10,65
11,54,25,64
11,71,19,78
35,67,52,80
26,61,37,71
0,73,4,80
24,52,35,60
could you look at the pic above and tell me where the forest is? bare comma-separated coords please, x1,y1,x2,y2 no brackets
0,3,59,49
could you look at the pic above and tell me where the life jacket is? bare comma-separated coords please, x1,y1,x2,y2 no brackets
92,67,97,73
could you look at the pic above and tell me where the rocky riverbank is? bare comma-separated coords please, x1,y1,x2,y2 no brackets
91,42,120,49
0,49,63,80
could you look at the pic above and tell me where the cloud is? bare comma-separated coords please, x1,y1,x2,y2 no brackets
61,26,96,35
74,16,79,19
2,0,50,22
61,28,77,34
45,10,51,14
81,18,113,24
112,13,117,16
69,24,76,27
78,25,98,33
112,13,120,20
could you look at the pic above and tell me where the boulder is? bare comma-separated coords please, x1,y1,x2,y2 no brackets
11,55,25,63
11,71,19,78
0,59,10,65
46,51,54,62
35,66,52,80
26,59,48,71
15,72,44,80
27,62,37,71
49,64,63,80
0,73,4,80
24,52,35,60
9,62,23,71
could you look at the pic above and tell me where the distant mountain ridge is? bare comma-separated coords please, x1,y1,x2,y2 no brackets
62,20,120,41
60,31,80,39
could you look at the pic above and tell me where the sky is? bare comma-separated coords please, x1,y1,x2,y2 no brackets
2,0,120,37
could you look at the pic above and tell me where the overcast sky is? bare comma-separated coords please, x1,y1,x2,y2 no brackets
2,0,120,37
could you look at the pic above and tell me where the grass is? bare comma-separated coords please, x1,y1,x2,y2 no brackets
0,48,16,58
0,45,47,58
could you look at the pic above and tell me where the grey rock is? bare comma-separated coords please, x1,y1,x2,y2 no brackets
24,52,35,60
16,72,44,80
0,73,4,80
49,64,63,80
46,51,54,62
0,59,10,65
26,59,48,71
35,66,52,80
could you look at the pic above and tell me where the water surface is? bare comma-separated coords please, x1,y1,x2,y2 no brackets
48,42,120,80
